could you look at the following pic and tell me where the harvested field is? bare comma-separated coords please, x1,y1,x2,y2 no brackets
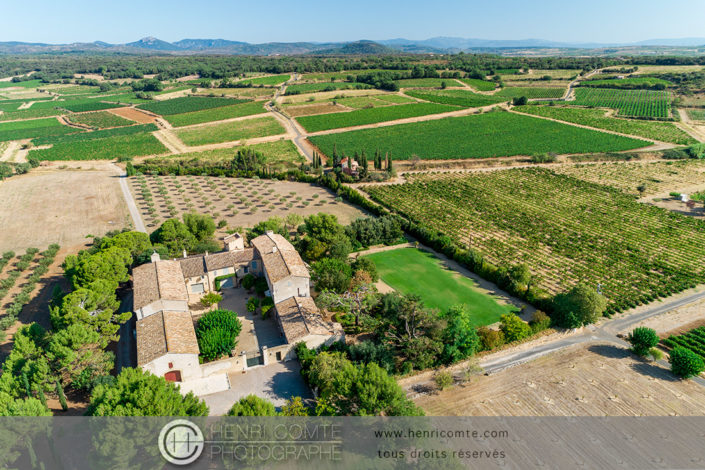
128,174,366,230
286,103,349,117
415,343,705,416
0,162,130,253
108,107,156,124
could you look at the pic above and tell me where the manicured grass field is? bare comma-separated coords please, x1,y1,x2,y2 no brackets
175,116,285,146
496,87,566,99
165,101,265,127
364,169,705,314
309,111,649,160
285,82,373,94
364,248,517,325
138,96,241,115
29,132,167,160
405,89,506,108
569,88,670,118
67,111,134,129
459,78,497,91
513,105,696,145
0,118,76,142
296,102,459,132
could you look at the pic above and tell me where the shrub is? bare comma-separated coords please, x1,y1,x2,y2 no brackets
500,313,532,343
227,395,277,416
200,292,222,308
433,371,453,391
478,327,504,351
241,273,256,290
669,346,705,378
196,309,242,361
246,297,260,313
529,310,551,333
627,327,660,357
649,347,664,361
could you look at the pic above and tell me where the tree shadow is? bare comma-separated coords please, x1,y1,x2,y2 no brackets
630,361,679,382
586,343,631,359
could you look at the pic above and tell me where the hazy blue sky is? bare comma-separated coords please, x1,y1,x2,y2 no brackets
2,0,704,44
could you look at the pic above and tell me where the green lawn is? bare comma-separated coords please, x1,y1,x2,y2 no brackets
364,248,517,326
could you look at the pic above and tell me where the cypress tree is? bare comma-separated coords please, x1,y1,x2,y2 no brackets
38,387,47,408
56,381,68,412
22,371,31,398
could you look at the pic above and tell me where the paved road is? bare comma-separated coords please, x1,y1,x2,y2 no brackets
111,163,146,233
481,288,705,375
115,291,136,373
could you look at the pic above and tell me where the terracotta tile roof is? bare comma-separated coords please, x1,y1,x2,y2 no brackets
163,311,200,355
251,233,309,283
180,256,207,279
204,251,236,272
274,296,342,343
136,312,167,365
136,311,199,365
133,260,188,310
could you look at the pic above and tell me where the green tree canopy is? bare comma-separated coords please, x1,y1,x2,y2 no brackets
311,258,352,293
552,283,607,328
183,213,216,242
150,219,197,257
86,368,208,416
500,313,532,343
100,231,152,259
440,305,480,364
227,395,277,416
66,246,132,289
627,327,660,357
50,279,129,347
669,346,705,379
46,323,114,390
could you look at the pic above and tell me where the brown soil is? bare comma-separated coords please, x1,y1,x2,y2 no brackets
128,174,367,231
286,103,350,117
414,342,705,416
0,162,130,253
108,107,157,124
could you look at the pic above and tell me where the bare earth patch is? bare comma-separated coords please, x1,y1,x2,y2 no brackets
0,162,130,252
108,107,157,124
415,342,705,416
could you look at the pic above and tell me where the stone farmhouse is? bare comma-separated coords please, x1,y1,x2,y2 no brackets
132,232,343,391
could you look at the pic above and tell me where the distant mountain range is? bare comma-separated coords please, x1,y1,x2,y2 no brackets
0,36,704,55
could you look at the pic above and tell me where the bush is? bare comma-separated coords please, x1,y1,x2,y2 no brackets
227,395,277,416
241,273,256,290
196,309,242,361
529,310,551,333
499,313,532,343
649,347,664,361
434,371,453,391
478,327,504,351
246,297,259,313
669,346,705,378
627,327,660,357
200,292,222,308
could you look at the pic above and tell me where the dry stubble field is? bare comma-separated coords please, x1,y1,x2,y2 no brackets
0,162,130,252
415,343,705,416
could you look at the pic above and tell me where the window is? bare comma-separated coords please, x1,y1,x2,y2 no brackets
191,283,205,294
243,266,249,274
276,352,282,361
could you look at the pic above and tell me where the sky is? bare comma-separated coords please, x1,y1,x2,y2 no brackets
2,0,705,45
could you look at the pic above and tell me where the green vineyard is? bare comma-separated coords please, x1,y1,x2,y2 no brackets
363,169,705,313
569,88,670,118
662,327,705,360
